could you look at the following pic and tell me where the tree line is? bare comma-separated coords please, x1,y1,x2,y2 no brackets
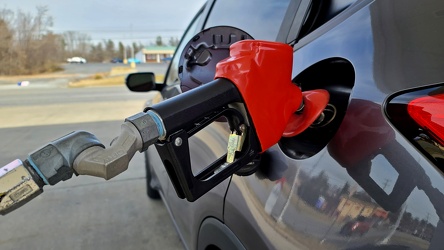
0,6,179,76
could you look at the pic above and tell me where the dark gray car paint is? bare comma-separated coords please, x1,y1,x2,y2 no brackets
147,0,444,249
224,0,444,249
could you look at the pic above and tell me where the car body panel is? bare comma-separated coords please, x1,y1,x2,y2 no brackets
146,124,230,249
224,0,444,249
143,0,444,249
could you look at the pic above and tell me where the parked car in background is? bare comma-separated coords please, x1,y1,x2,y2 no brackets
162,57,172,63
127,58,141,64
67,56,87,64
340,216,372,236
127,0,444,249
110,58,123,63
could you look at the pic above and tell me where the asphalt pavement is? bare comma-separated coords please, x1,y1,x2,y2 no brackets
0,82,183,249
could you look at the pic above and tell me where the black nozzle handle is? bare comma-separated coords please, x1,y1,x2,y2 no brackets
146,78,241,137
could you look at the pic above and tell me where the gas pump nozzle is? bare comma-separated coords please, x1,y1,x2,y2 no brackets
0,40,329,214
150,41,308,201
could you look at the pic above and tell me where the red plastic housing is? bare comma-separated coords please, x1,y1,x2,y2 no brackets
215,40,303,152
408,93,444,146
282,89,329,137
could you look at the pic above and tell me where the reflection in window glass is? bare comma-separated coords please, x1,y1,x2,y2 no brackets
166,9,204,86
204,0,291,41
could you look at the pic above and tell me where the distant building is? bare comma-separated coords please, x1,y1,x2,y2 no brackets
336,195,388,221
136,46,176,63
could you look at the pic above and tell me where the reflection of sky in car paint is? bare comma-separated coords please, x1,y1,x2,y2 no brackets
292,7,381,101
2,0,206,44
288,4,442,226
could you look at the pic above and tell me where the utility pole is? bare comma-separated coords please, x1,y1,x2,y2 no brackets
123,48,127,64
130,45,135,67
382,178,391,191
130,24,135,68
277,167,300,223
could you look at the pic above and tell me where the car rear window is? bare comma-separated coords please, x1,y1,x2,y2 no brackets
204,0,291,41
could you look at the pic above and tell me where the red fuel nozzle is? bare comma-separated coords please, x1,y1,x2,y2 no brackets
215,40,328,152
150,39,329,201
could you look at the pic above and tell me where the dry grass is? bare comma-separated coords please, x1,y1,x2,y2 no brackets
109,66,137,76
68,72,165,88
68,75,126,87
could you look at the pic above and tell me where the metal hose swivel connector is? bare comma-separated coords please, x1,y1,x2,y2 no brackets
73,111,164,179
0,111,164,215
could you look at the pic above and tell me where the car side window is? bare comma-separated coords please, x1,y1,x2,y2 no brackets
165,8,204,86
204,0,291,41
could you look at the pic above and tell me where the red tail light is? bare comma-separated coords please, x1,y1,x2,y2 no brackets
408,93,444,146
386,86,443,168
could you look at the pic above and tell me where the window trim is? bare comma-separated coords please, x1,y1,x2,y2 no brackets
163,4,208,86
276,0,312,43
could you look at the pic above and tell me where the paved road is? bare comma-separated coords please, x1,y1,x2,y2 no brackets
0,86,183,250
62,62,168,76
0,62,169,88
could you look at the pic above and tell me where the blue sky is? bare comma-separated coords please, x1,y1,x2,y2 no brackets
1,0,206,45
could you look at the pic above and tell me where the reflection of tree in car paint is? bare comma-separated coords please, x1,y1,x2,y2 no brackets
271,99,444,247
327,99,444,246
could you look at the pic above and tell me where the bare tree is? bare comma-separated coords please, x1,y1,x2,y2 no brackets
132,42,144,53
0,19,15,74
155,36,164,46
168,37,179,47
0,6,64,75
76,32,91,56
0,8,14,24
63,31,91,57
34,6,53,39
118,41,125,59
63,31,77,53
104,39,115,60
89,43,105,62
0,5,151,74
15,10,34,50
